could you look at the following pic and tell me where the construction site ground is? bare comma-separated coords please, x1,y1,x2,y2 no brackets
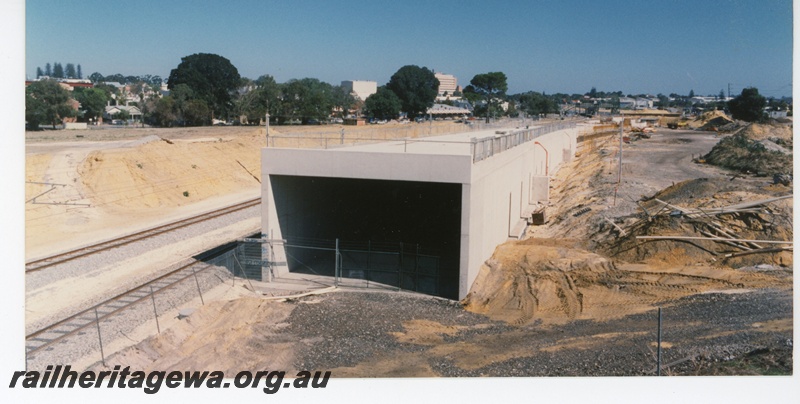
23,122,793,382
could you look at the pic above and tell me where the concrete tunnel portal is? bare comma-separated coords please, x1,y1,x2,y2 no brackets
262,123,578,300
271,175,463,299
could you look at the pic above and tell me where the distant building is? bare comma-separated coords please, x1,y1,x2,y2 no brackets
691,96,731,104
103,102,142,122
25,77,94,90
619,97,655,110
426,103,471,118
435,72,460,100
341,80,377,101
768,109,788,119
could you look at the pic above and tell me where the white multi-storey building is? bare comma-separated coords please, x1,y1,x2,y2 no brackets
341,80,377,101
435,73,458,99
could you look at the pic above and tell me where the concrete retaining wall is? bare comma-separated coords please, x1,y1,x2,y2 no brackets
460,127,576,296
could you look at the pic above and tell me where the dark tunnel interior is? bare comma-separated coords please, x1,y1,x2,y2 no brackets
270,175,462,299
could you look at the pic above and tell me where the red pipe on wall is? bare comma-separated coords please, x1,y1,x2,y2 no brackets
534,141,549,175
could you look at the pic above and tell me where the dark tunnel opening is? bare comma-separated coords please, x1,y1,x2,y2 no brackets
271,175,462,299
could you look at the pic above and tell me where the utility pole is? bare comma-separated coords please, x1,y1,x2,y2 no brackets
618,112,623,184
265,113,270,147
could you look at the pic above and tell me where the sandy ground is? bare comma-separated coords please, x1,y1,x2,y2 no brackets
25,129,265,259
25,121,793,378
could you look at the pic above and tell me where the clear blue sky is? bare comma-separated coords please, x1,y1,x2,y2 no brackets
25,0,793,97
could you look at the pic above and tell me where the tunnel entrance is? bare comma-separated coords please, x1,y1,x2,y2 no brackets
270,175,462,299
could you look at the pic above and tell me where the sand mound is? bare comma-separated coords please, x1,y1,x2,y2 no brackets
463,239,607,325
92,297,296,375
739,122,793,141
738,122,793,152
704,126,793,176
686,110,736,130
462,237,792,326
79,134,264,210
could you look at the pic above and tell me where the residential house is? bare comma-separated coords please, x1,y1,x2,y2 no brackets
104,102,142,123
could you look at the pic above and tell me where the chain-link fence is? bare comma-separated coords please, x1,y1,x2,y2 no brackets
24,245,250,371
265,236,457,298
266,118,524,150
471,121,577,163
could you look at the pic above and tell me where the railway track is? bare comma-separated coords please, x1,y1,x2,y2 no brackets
25,243,237,358
25,197,261,273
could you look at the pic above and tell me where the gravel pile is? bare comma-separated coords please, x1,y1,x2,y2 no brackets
287,292,486,370
285,288,792,376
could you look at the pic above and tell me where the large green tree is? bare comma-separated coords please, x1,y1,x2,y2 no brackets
152,96,177,127
235,75,282,124
514,91,557,117
88,72,104,83
279,78,334,124
170,84,196,125
330,85,357,119
183,100,211,126
469,72,508,123
386,65,439,119
52,63,64,78
65,63,77,79
73,87,109,122
25,79,76,129
364,87,402,120
167,53,241,121
728,87,767,122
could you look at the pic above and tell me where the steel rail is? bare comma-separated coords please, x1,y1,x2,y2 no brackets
25,243,237,356
25,198,260,272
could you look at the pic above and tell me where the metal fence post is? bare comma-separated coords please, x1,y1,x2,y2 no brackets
657,307,663,376
397,242,404,291
415,244,420,292
192,266,205,305
94,308,105,366
231,246,256,291
150,285,160,334
335,238,340,287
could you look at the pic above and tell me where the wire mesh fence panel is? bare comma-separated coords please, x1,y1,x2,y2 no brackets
340,249,401,288
277,237,450,296
235,241,266,279
471,121,577,163
284,244,337,277
25,255,236,371
266,120,531,151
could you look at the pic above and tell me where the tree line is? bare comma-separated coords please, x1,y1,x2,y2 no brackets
35,62,83,80
25,53,789,129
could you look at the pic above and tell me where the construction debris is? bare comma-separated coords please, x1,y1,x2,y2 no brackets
601,179,793,268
